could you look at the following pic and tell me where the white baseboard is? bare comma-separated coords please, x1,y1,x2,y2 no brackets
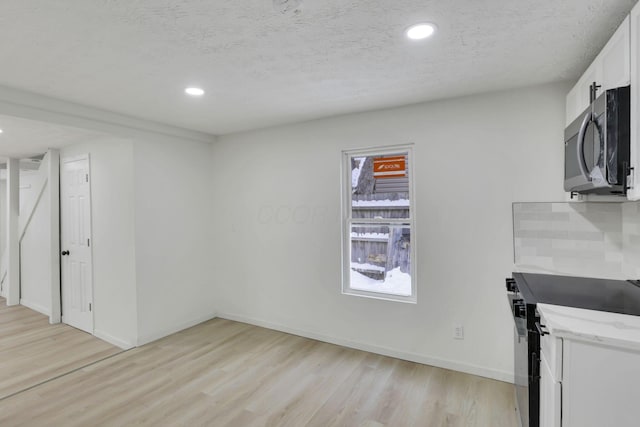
94,329,135,350
218,312,514,384
20,298,50,317
137,311,218,346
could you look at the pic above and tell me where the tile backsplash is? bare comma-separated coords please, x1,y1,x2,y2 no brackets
513,202,640,279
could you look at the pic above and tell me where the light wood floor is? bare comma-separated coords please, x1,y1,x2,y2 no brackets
0,297,121,400
0,315,518,427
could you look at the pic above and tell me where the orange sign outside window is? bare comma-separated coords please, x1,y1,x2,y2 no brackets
373,156,406,179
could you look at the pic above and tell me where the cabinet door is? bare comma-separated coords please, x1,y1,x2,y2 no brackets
540,353,561,427
577,63,601,108
566,66,598,126
565,15,630,127
600,15,631,91
565,84,579,127
563,340,640,427
630,5,640,200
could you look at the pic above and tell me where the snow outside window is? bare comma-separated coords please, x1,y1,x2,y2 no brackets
342,146,416,303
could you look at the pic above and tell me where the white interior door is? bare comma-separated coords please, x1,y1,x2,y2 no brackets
60,155,93,334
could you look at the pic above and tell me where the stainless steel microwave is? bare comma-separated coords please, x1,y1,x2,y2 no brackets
564,85,630,195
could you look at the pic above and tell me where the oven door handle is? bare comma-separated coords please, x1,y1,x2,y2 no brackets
577,110,594,181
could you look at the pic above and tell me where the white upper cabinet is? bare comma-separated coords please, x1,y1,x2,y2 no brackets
601,15,632,90
565,63,599,126
566,16,631,126
630,4,640,200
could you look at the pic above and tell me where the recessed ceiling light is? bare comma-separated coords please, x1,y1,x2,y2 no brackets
406,23,437,40
185,87,205,96
0,129,3,134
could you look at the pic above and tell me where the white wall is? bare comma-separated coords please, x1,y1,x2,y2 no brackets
133,137,215,345
20,169,51,315
0,87,214,347
210,82,569,381
61,138,137,348
15,134,214,348
18,171,39,213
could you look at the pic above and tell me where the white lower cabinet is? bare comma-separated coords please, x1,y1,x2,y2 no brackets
562,340,640,427
539,330,640,426
540,352,561,427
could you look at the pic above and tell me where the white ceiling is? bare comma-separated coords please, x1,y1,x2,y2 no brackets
0,114,107,161
0,0,637,136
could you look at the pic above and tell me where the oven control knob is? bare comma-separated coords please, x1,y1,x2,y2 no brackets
505,278,517,293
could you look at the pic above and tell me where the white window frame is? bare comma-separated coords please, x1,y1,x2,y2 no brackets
341,144,417,303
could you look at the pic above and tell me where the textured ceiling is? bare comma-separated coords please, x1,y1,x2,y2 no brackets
0,114,108,161
0,0,637,135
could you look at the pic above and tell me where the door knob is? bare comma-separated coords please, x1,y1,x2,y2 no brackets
61,250,70,256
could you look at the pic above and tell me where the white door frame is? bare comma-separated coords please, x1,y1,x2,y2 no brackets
49,149,61,324
59,153,95,333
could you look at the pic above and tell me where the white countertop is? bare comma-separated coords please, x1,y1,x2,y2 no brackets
537,303,640,352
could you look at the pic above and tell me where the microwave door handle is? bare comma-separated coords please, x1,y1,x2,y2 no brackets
577,111,593,181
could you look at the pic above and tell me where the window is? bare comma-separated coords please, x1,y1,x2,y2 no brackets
341,145,416,302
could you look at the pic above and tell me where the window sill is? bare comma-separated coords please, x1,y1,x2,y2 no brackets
342,289,417,304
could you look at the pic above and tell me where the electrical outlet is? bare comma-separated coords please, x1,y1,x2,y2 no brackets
453,324,464,340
